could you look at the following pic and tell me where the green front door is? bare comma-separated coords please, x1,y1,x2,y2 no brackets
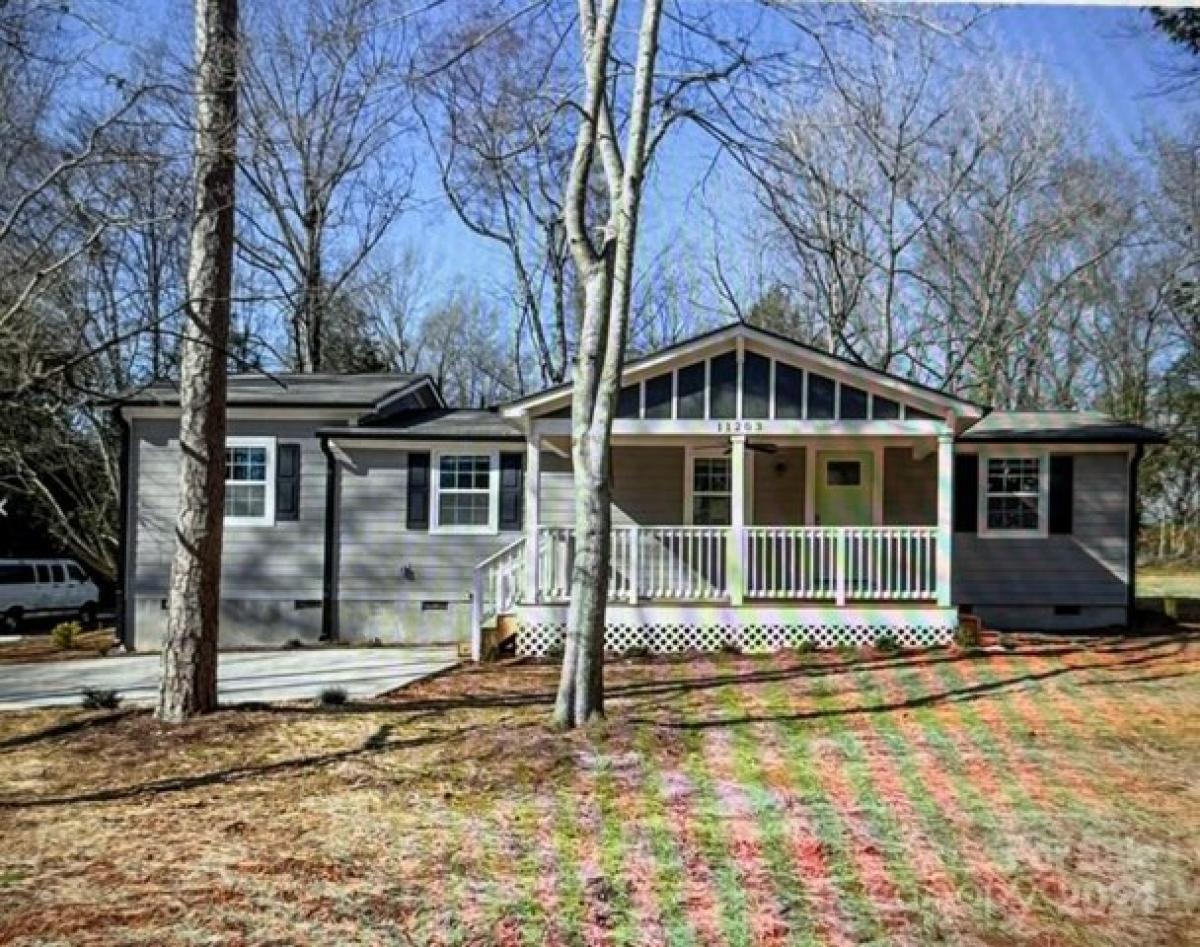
815,450,874,526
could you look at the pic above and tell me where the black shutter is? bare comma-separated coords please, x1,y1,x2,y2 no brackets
954,454,978,533
406,452,430,530
276,444,301,521
1049,455,1074,534
499,453,524,531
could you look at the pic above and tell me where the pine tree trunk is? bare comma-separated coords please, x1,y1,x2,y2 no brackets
157,0,238,724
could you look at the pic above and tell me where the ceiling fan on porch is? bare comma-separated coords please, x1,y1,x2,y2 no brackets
722,441,777,455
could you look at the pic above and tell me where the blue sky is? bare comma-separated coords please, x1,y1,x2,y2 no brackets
111,2,1192,304
397,3,1191,302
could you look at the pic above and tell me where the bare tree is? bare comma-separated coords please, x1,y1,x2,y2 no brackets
552,0,665,727
158,0,238,724
416,3,577,390
237,0,415,372
0,6,188,575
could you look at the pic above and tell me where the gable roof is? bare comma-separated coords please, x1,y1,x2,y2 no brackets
116,372,441,411
500,322,985,419
322,408,523,442
960,411,1166,444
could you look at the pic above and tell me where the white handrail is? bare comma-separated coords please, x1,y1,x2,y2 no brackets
471,537,525,661
535,525,938,605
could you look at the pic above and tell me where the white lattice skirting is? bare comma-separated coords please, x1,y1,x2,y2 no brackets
515,604,958,657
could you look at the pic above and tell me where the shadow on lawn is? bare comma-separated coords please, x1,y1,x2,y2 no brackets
3,632,1192,809
630,641,1197,731
277,632,1196,722
0,708,142,753
0,721,476,809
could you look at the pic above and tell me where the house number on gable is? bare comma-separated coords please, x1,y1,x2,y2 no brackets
714,421,764,434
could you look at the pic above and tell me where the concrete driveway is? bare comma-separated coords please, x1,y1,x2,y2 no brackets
0,647,459,710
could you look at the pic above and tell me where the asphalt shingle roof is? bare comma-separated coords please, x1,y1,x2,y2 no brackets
326,408,523,441
120,372,426,408
961,411,1166,444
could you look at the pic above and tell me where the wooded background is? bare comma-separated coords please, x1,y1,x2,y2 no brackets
1,0,1196,582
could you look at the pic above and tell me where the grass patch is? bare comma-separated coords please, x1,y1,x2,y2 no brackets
0,632,1195,944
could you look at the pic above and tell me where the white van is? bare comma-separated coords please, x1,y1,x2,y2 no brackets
0,560,101,633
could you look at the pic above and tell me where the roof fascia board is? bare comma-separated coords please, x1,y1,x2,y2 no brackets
323,435,524,450
502,323,982,419
368,375,445,417
122,406,366,421
530,418,947,438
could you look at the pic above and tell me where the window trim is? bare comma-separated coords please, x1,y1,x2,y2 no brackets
224,436,276,527
684,448,733,526
977,449,1048,539
431,449,500,534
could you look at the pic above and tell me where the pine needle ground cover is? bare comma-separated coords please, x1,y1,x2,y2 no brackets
0,634,1196,945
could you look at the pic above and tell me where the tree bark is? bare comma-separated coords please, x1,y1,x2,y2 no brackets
553,0,663,728
157,0,238,724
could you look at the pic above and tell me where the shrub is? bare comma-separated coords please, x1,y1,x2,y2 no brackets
622,645,650,660
954,620,982,649
795,639,817,654
81,686,122,710
875,633,900,653
284,638,305,650
51,621,82,650
719,642,743,655
318,686,348,707
998,633,1018,651
545,643,565,660
836,643,859,658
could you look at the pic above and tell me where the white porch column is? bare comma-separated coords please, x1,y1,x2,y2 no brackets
524,434,541,603
936,430,954,607
729,434,746,605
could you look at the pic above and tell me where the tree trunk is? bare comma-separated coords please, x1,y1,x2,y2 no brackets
553,0,663,728
157,0,238,724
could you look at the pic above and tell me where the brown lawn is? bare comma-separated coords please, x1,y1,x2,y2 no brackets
0,629,118,665
0,632,1197,946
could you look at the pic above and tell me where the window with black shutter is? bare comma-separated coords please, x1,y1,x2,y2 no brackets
406,452,430,530
275,444,302,521
499,453,524,531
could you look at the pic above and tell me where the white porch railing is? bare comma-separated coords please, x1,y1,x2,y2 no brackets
470,537,525,661
746,526,937,602
532,524,938,606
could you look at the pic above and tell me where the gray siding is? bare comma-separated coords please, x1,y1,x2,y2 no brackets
883,447,936,526
333,447,519,644
751,447,805,525
129,417,339,649
539,446,685,526
953,450,1129,610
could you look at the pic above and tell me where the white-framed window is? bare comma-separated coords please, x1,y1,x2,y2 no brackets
224,436,275,526
432,450,499,533
980,453,1045,536
687,453,732,525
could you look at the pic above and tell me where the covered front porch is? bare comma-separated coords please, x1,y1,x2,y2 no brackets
473,429,958,658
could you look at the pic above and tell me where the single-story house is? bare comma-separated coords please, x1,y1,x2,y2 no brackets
114,323,1165,656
